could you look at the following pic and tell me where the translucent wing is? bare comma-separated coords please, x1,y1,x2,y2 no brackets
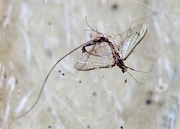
118,24,147,60
74,41,115,71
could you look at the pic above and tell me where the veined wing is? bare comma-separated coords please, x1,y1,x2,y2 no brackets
118,24,147,60
74,41,115,71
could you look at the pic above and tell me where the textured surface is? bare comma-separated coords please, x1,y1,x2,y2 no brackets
0,0,180,129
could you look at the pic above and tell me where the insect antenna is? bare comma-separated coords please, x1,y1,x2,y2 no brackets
126,70,145,85
85,16,111,38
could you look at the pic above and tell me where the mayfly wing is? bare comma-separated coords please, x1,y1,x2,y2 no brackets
118,24,147,60
74,40,115,71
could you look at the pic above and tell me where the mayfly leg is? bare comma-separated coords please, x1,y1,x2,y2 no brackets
85,16,112,38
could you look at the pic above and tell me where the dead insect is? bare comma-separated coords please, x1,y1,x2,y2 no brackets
16,19,147,119
74,24,147,73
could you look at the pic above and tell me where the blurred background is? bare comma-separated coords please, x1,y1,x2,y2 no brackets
0,0,180,129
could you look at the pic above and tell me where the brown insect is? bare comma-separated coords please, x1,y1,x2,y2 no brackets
16,20,147,119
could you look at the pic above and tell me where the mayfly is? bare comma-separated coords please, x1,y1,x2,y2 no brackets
16,21,147,119
74,24,147,73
